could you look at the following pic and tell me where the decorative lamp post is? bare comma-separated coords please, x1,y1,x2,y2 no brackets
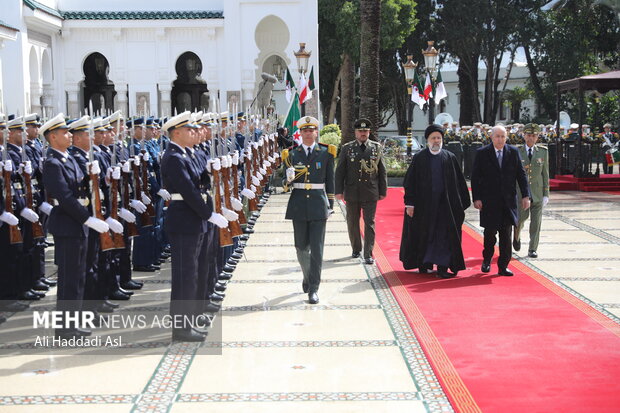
294,42,311,115
422,41,439,125
273,58,284,82
402,54,417,157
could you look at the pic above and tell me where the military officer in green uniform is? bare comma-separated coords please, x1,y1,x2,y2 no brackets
335,118,387,264
514,123,549,258
283,116,336,304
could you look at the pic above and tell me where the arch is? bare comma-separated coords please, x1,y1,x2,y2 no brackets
41,49,52,85
82,52,116,114
29,46,40,86
171,51,209,114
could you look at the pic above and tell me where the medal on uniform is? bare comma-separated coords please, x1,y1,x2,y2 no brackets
316,161,321,169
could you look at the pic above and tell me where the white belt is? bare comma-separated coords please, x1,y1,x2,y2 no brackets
52,198,89,206
292,183,325,190
170,193,209,202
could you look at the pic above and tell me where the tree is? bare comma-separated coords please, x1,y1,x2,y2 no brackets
359,0,382,137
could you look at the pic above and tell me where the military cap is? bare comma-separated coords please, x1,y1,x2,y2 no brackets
569,123,579,130
126,117,145,128
108,110,123,124
297,116,319,130
237,111,246,120
603,123,612,129
523,123,540,134
7,117,25,130
154,118,161,127
101,117,113,130
162,111,200,133
40,113,69,136
145,117,156,128
219,111,229,122
93,118,106,132
24,113,40,126
354,118,372,130
68,115,92,132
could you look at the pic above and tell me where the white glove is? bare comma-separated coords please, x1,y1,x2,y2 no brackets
241,188,256,199
141,192,151,205
208,212,228,228
252,142,259,149
157,188,171,201
286,167,295,183
122,161,131,173
130,199,147,213
268,156,275,163
274,152,280,159
250,184,257,193
3,159,13,172
251,176,261,186
39,202,53,216
259,167,267,175
133,155,141,166
19,161,33,175
211,158,221,171
20,207,39,223
226,155,233,167
142,151,150,162
232,152,239,165
84,216,109,234
87,160,101,175
119,208,136,223
107,166,121,180
542,196,549,207
221,207,239,222
0,211,19,226
245,150,252,160
105,217,124,234
230,197,243,211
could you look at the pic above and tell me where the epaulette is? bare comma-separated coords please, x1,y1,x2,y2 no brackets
281,148,289,163
318,142,337,158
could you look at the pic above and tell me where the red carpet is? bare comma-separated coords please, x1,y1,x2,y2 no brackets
373,188,620,413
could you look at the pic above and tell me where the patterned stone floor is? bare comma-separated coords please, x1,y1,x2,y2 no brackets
0,188,618,412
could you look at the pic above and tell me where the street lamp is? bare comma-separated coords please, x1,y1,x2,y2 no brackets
402,54,417,157
422,40,439,125
294,42,311,116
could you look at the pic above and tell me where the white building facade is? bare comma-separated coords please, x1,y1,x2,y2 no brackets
0,0,319,120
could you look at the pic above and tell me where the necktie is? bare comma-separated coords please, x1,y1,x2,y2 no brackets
497,150,502,166
307,147,312,157
528,148,533,161
360,143,366,152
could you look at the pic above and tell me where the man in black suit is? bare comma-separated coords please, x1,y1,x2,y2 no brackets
471,125,530,276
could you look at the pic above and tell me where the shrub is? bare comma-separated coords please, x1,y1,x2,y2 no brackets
320,124,341,138
319,131,341,146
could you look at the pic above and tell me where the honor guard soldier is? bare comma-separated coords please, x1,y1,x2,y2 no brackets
514,123,549,259
161,112,228,342
41,113,112,338
283,116,336,304
599,123,619,174
335,118,387,264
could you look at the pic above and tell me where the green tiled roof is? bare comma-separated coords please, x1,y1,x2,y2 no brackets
0,19,19,32
23,0,63,19
61,10,224,20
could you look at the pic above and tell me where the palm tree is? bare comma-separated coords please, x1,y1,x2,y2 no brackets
359,0,381,138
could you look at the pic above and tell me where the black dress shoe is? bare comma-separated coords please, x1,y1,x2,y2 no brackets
528,250,538,258
513,238,521,251
121,280,143,290
104,299,120,308
223,265,235,273
364,257,374,265
243,227,255,234
41,278,57,286
481,262,491,273
235,247,244,254
109,290,131,300
214,283,226,293
203,302,221,313
32,280,50,291
419,264,432,274
308,292,319,304
172,329,206,342
351,251,361,258
96,302,115,313
151,264,161,270
218,272,232,281
30,289,46,298
498,268,514,276
437,267,457,279
231,252,243,260
209,293,224,302
118,288,134,296
0,301,29,311
302,282,308,293
45,241,55,247
240,235,250,241
19,291,41,301
133,265,157,272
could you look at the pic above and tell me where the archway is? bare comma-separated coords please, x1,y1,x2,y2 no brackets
171,51,209,114
29,47,41,113
82,52,116,114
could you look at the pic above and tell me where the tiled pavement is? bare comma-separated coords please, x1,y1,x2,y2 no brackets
0,189,618,412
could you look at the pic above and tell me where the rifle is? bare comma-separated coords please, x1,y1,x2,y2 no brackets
20,127,44,240
2,113,23,244
211,126,234,247
230,156,247,225
220,155,243,237
131,118,153,227
109,118,125,249
139,114,156,219
87,114,115,252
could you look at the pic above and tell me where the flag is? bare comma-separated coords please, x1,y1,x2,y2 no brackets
299,72,310,105
411,71,425,110
284,93,302,145
285,68,296,103
423,71,433,101
434,69,447,103
307,66,315,92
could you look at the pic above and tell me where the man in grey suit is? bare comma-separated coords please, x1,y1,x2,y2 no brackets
335,119,387,265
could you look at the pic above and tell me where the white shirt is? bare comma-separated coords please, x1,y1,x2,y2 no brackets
301,143,315,156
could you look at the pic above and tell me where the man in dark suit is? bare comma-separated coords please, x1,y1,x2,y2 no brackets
41,113,111,338
160,111,228,342
471,125,530,276
283,116,336,304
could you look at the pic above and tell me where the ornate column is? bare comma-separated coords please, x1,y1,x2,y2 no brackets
66,84,80,118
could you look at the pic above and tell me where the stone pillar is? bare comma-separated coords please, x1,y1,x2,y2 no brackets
30,83,42,114
159,84,172,117
115,83,128,116
41,85,54,118
66,85,80,118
